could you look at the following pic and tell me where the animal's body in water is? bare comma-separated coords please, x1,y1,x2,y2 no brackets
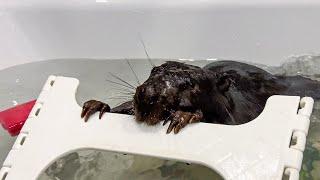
81,61,320,134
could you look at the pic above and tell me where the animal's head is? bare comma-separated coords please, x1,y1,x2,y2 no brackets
133,61,234,125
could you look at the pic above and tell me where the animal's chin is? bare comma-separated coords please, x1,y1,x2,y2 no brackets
134,109,162,125
145,116,161,125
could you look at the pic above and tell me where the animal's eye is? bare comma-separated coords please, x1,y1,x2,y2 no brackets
151,66,164,74
151,67,158,73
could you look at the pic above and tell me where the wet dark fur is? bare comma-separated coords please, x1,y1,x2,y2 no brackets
120,61,320,125
83,61,320,131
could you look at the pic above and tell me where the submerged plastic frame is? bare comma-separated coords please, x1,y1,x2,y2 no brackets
0,76,314,180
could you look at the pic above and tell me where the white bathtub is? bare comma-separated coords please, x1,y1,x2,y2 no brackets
1,1,320,179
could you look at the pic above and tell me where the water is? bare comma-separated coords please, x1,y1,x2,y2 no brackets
38,151,221,180
0,56,319,179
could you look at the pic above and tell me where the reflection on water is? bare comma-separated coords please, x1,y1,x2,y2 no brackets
0,56,319,180
39,150,222,180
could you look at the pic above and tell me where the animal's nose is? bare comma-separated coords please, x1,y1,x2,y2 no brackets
145,86,155,97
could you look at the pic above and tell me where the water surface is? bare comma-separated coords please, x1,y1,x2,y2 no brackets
0,57,319,179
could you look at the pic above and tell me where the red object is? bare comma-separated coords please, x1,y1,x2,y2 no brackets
0,100,36,136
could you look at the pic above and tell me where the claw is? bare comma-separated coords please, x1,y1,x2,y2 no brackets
81,100,94,118
174,116,188,134
81,100,110,122
99,104,111,119
173,122,183,134
166,119,179,134
81,106,88,118
163,114,173,126
166,111,203,134
84,108,95,122
166,112,180,133
163,119,169,126
174,125,180,134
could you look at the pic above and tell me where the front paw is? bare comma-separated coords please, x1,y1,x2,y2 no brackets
165,111,203,134
81,100,110,122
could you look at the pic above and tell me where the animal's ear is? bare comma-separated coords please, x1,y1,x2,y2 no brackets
217,73,232,92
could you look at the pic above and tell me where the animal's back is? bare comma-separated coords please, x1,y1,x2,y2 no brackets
204,60,320,124
204,60,273,79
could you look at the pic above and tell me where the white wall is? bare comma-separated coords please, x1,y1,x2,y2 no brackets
1,1,320,69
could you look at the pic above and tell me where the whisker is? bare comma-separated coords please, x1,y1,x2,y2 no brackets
225,107,236,124
138,35,155,67
113,89,135,94
114,101,126,107
123,93,135,96
115,92,135,96
107,96,132,100
221,101,236,124
109,72,136,89
109,94,133,98
217,95,236,124
111,87,135,94
126,59,141,86
111,86,135,92
106,79,135,90
111,92,134,97
110,93,134,98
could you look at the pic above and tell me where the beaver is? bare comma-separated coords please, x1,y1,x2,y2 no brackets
81,61,320,134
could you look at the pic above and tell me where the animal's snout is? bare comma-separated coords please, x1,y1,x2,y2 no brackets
145,86,156,97
135,85,158,105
